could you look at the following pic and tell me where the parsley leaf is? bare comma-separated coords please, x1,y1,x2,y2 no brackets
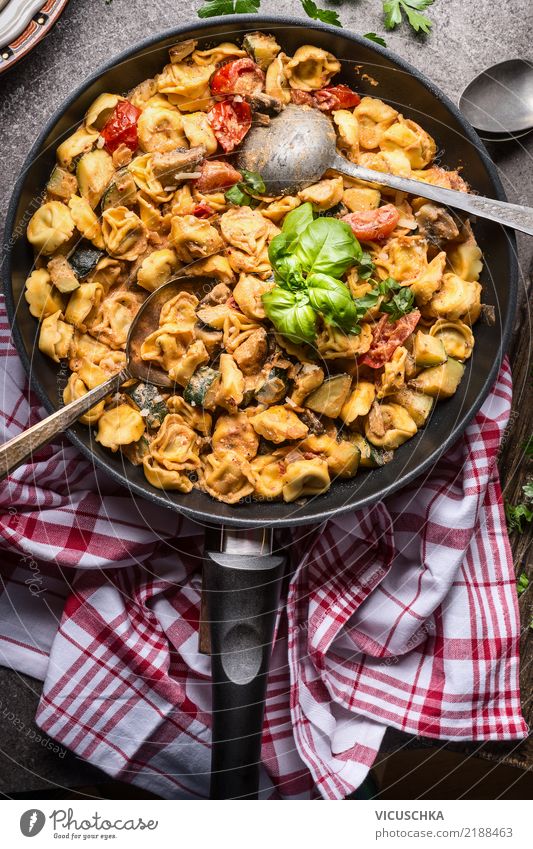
357,251,375,280
517,572,529,597
506,502,533,534
198,0,260,18
301,0,342,27
381,286,415,321
523,482,533,501
364,32,388,47
383,0,434,35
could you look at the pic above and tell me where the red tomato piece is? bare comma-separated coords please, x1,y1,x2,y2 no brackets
100,100,141,153
290,89,315,107
192,202,214,219
359,311,421,369
195,160,242,193
342,204,400,242
207,99,252,153
210,58,265,96
314,84,361,111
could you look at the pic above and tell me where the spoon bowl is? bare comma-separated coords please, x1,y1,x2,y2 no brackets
459,59,533,139
0,274,214,478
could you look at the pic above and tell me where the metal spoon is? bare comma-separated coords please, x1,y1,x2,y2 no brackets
459,59,533,141
236,104,533,236
0,275,208,480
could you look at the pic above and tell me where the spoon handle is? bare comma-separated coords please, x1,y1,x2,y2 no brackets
330,153,533,236
0,368,128,481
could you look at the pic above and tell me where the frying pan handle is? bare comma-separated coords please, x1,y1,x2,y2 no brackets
204,533,285,800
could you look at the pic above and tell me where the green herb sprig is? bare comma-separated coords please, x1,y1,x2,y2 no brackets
225,169,266,207
198,0,260,17
517,572,529,597
383,0,434,34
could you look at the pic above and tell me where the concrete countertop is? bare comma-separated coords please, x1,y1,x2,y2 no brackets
0,0,532,794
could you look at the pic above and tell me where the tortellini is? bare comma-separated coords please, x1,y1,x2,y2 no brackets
27,202,75,255
140,323,194,371
65,282,104,329
265,54,291,103
380,118,436,169
156,62,214,112
85,93,124,131
102,206,147,261
429,319,474,361
354,97,398,149
63,369,106,425
137,249,179,292
150,416,201,470
38,310,74,362
199,451,254,504
298,176,344,211
285,46,340,91
365,403,418,450
282,458,330,502
25,269,64,319
96,405,145,451
56,126,98,170
170,214,224,261
68,195,104,249
137,100,187,153
77,150,115,208
425,273,482,322
181,111,218,155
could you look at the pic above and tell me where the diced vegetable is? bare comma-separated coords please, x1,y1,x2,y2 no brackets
389,388,434,426
412,330,447,367
207,99,252,153
69,241,105,279
184,366,221,408
46,166,78,201
243,32,281,70
349,433,393,468
100,100,141,153
342,204,399,242
305,374,352,418
101,168,137,210
409,358,465,398
210,58,265,97
125,382,169,429
255,367,289,404
290,363,324,406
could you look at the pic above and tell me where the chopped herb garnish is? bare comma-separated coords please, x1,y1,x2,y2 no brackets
517,572,529,597
506,502,533,534
198,0,260,17
364,32,388,47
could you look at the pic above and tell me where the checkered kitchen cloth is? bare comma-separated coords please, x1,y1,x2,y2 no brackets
0,298,527,799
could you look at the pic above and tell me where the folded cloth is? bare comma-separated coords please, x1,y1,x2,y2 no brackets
0,300,527,799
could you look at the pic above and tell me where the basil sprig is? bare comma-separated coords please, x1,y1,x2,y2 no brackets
225,169,266,207
263,203,368,345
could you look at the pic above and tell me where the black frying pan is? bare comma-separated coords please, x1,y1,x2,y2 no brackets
2,16,518,799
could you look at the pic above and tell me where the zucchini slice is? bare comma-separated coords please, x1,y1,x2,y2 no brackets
349,433,393,468
69,241,104,279
184,366,221,409
101,168,137,211
46,165,78,201
305,374,352,419
255,367,289,405
389,388,434,427
125,382,169,429
243,32,281,69
409,358,465,398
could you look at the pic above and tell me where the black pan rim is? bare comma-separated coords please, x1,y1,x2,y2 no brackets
2,14,518,528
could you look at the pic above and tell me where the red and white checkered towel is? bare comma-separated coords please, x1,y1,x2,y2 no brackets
0,298,527,799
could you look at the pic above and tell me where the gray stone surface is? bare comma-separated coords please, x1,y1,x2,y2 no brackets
0,0,532,793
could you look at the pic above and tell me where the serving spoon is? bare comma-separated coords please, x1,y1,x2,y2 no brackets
0,276,206,480
459,59,533,141
236,104,533,236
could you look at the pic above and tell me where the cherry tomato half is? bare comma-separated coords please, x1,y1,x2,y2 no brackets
314,84,361,111
342,204,400,242
359,311,421,369
100,100,141,153
207,99,252,153
195,160,242,193
210,58,265,97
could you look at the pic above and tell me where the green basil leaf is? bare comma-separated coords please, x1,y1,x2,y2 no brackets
377,276,402,295
307,273,358,331
354,289,382,317
280,202,314,244
294,217,362,277
262,286,316,345
225,184,254,206
240,169,266,194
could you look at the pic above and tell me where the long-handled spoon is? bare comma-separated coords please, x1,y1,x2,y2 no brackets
0,276,207,480
236,104,533,236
